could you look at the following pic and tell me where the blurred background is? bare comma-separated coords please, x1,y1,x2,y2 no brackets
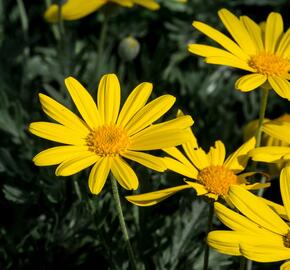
1,0,289,269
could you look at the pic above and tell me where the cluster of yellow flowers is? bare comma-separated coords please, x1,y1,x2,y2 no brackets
31,3,290,269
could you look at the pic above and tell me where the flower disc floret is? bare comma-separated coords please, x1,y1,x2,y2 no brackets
197,165,238,195
249,53,289,76
86,125,130,157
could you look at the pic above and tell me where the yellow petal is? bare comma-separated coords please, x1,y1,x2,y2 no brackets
281,260,290,270
163,147,193,167
163,157,198,178
97,74,120,124
229,185,289,235
122,150,167,172
235,74,267,92
280,167,290,221
218,9,257,55
133,0,160,10
224,137,255,173
111,156,138,190
268,76,290,101
125,95,175,136
44,1,106,23
265,12,283,53
250,146,290,163
117,82,152,128
39,93,89,135
185,181,208,195
208,140,226,166
277,27,290,57
192,21,249,61
129,129,192,151
125,185,191,206
56,152,99,176
260,197,288,221
33,146,89,166
205,55,254,72
240,16,264,52
65,76,102,129
89,157,111,195
263,121,290,144
214,202,272,234
110,0,133,7
29,122,85,145
240,244,290,262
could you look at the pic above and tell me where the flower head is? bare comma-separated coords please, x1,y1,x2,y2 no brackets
126,123,268,206
29,74,193,194
45,0,160,22
188,9,290,100
207,166,290,269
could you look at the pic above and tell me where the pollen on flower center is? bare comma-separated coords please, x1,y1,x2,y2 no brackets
197,165,238,196
249,53,289,76
86,125,130,157
283,231,290,248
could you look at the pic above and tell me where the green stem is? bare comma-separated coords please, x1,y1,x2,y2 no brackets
110,176,138,270
203,201,214,270
255,88,269,147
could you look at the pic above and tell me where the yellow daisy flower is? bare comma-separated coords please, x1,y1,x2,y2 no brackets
207,166,290,269
29,74,193,194
126,125,268,206
249,118,290,164
188,9,290,100
45,0,160,23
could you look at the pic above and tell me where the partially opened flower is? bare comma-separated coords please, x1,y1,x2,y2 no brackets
188,9,290,100
45,0,160,23
249,119,290,164
126,125,268,206
208,166,290,269
29,74,193,194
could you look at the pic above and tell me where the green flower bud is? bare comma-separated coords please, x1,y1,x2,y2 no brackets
118,36,140,62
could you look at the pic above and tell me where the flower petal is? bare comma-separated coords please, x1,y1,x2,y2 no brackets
277,27,290,57
268,76,290,101
65,76,102,128
224,137,255,173
133,0,160,10
280,167,290,221
122,150,167,172
235,74,267,92
260,197,288,221
229,185,289,235
163,147,193,167
185,181,208,195
111,156,138,190
240,16,264,52
163,157,198,178
33,146,89,166
97,74,120,124
125,95,175,136
39,93,89,135
88,157,111,195
265,12,283,53
192,21,249,61
240,244,290,262
117,82,152,128
281,260,290,270
249,146,290,163
208,140,226,166
29,122,85,145
56,152,99,176
218,9,257,55
125,185,191,206
263,121,290,144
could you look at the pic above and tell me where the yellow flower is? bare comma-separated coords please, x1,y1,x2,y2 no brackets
126,124,268,206
207,166,290,269
249,117,290,164
188,9,290,100
45,0,160,23
29,74,193,194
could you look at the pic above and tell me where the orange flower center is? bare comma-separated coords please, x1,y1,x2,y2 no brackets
197,165,238,195
86,125,130,156
249,53,289,76
284,231,290,248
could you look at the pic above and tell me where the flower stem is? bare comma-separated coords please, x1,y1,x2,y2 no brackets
203,201,214,270
255,88,269,147
110,176,138,270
